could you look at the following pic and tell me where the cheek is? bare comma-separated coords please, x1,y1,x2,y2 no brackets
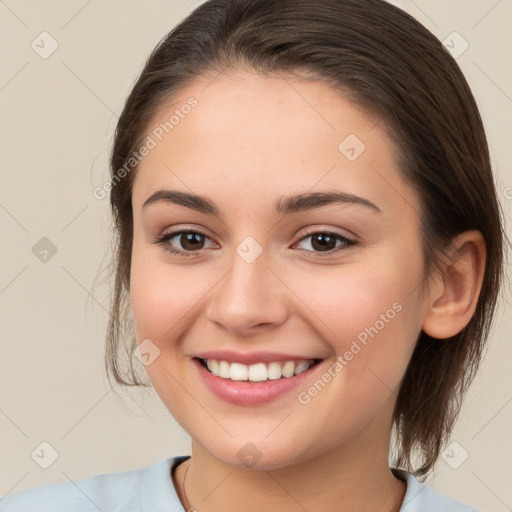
293,263,405,336
128,249,206,410
129,247,197,343
291,250,422,375
287,260,421,434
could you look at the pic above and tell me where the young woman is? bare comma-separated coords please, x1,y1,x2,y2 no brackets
1,0,506,510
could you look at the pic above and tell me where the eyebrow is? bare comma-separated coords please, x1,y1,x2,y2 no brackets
142,189,383,217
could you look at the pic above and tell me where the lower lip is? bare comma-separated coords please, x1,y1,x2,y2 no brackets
193,358,322,406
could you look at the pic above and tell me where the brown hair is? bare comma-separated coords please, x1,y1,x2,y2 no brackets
102,0,508,478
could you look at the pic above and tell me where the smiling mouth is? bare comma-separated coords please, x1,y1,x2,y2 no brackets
195,357,323,383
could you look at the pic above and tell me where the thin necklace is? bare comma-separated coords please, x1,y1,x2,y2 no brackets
182,459,194,511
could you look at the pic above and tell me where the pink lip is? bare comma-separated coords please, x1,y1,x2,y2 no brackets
192,357,323,406
193,350,321,365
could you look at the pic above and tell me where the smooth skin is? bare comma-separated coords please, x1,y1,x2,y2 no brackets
129,68,486,512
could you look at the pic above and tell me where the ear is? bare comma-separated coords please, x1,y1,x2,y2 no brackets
422,230,487,340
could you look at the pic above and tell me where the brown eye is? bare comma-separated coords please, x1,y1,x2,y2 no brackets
152,229,217,257
179,232,206,250
295,231,356,255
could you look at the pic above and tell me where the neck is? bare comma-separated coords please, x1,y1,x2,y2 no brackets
173,419,406,512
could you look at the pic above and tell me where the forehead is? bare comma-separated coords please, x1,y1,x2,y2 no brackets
131,69,417,219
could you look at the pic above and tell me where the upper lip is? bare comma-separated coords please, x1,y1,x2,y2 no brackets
194,350,323,365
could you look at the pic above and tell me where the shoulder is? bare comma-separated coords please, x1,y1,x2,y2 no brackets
393,468,481,512
0,455,190,512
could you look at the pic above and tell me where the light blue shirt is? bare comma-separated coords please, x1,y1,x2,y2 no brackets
0,455,480,511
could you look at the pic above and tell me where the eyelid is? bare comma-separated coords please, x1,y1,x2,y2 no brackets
155,224,218,244
156,227,218,248
297,226,358,242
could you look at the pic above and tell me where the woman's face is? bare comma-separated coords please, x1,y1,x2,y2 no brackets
129,69,430,469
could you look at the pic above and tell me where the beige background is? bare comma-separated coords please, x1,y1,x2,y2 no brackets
1,0,511,510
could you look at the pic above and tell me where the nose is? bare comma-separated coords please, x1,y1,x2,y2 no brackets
205,247,289,336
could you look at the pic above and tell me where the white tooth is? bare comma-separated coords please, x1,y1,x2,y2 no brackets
267,362,282,380
248,363,268,382
294,361,310,375
281,361,295,378
230,362,248,381
207,359,314,381
206,359,220,376
219,360,231,378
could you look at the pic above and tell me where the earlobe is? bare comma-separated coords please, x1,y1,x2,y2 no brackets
421,230,486,340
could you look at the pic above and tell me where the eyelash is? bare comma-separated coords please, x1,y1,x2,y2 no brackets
151,228,357,258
